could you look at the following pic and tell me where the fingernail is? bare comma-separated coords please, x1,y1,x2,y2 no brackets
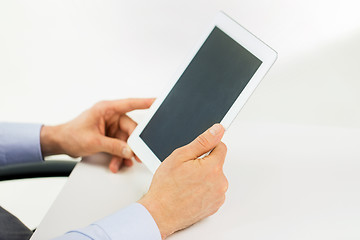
122,146,132,157
209,124,222,136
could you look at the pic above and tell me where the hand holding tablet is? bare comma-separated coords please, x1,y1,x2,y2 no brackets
129,11,277,173
138,123,228,238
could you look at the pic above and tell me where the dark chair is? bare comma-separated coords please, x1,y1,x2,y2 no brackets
0,160,77,237
0,160,77,181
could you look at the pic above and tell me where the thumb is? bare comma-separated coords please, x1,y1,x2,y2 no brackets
177,123,225,160
99,136,134,159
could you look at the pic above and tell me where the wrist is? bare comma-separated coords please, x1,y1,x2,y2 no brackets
40,125,65,157
138,195,174,239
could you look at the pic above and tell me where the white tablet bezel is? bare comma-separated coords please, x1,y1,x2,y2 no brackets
128,11,277,173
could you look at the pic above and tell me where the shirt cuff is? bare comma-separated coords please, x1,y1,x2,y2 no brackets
0,122,44,166
93,203,161,240
56,203,161,240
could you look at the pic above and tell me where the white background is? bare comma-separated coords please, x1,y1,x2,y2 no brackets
1,0,360,127
1,0,360,237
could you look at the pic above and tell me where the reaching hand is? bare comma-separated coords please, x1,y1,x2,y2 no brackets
138,124,228,239
40,98,154,173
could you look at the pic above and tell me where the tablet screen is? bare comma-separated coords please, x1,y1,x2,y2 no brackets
140,27,262,161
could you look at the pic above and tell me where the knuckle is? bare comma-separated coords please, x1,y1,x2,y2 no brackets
210,198,224,215
196,135,210,149
213,164,222,174
214,175,228,194
222,177,229,192
219,141,227,152
85,137,97,146
209,208,219,216
166,147,189,165
93,101,108,112
219,195,226,206
171,147,182,157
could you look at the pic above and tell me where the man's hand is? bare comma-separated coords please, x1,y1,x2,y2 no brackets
40,98,154,173
138,124,228,239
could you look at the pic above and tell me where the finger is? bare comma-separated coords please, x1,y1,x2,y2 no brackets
118,131,137,165
103,98,155,114
117,130,128,142
205,141,227,168
176,124,225,161
107,114,123,137
109,156,123,173
134,155,142,163
119,115,137,136
124,158,133,167
116,123,141,164
117,131,138,165
99,137,135,159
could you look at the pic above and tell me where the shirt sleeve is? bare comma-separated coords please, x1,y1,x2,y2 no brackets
0,122,44,166
52,203,161,240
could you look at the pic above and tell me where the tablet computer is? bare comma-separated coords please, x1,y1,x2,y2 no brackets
128,12,277,173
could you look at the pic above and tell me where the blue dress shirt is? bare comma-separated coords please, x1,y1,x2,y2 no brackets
0,122,43,166
0,122,161,240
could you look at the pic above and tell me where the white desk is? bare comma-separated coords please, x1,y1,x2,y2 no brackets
31,122,360,239
1,0,360,239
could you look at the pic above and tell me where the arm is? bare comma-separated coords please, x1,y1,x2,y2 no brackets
2,99,227,239
53,123,227,239
39,98,154,173
1,99,153,171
